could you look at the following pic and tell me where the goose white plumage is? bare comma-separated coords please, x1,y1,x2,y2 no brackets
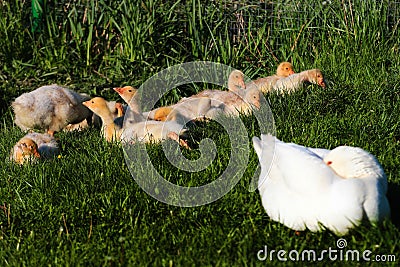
252,134,390,235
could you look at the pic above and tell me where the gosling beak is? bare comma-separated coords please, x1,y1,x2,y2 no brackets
33,149,41,158
113,87,123,94
239,80,246,90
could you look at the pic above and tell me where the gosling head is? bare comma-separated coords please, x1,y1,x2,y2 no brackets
228,70,246,91
276,62,295,77
153,106,173,122
245,88,261,109
82,97,110,116
13,138,40,164
113,86,138,104
114,102,125,117
308,69,326,88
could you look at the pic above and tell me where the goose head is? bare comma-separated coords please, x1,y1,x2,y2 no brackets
323,146,386,180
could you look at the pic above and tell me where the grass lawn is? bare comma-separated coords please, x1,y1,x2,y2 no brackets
1,79,399,266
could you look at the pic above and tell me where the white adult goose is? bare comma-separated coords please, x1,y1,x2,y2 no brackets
252,134,390,235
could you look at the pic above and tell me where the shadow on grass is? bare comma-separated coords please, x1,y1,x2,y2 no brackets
387,182,400,229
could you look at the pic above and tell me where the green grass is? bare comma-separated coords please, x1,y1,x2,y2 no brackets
1,0,400,265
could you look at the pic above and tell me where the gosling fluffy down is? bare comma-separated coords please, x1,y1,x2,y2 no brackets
12,84,92,135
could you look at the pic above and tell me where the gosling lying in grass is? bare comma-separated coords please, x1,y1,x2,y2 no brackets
150,69,260,121
10,132,59,165
84,96,190,148
149,97,212,125
272,69,326,93
187,87,262,118
246,62,296,93
64,99,126,132
127,69,246,123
